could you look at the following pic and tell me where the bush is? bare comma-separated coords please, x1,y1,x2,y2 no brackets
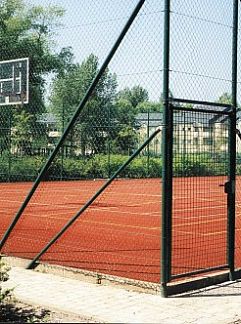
11,157,45,181
63,158,87,179
0,152,230,182
0,257,12,304
61,155,162,179
0,155,46,181
173,154,227,177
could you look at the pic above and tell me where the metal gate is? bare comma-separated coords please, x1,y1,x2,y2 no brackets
171,104,232,279
161,0,238,295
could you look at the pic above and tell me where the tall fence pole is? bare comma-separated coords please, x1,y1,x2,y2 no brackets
161,0,173,297
0,0,146,251
8,108,12,182
228,0,238,280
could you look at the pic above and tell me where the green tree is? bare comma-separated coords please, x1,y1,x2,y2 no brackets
117,85,149,108
111,99,138,154
217,92,240,110
217,93,232,105
12,109,33,155
0,108,11,155
49,54,117,156
136,101,163,113
112,85,151,153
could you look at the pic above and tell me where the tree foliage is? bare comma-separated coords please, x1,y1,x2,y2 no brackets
117,85,149,108
136,101,163,113
50,53,118,155
217,92,232,105
111,99,138,154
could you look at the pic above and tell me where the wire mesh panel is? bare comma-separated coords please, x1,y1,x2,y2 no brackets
169,0,233,103
2,126,162,286
172,107,230,278
38,165,161,284
235,3,241,272
0,0,163,289
236,127,241,270
164,0,235,285
1,0,240,294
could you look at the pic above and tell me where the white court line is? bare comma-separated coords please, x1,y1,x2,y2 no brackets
173,229,226,237
0,196,228,216
62,218,160,232
173,217,226,228
172,212,226,220
173,203,226,213
41,210,241,223
28,207,161,219
10,220,161,240
0,198,119,211
0,197,162,219
0,197,227,219
197,197,226,202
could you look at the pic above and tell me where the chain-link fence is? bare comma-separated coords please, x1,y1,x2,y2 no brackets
0,0,241,296
0,0,163,291
165,0,233,278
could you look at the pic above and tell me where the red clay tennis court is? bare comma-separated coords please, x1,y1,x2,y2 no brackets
1,176,241,284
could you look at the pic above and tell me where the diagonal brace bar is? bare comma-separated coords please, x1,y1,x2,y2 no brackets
0,0,145,251
27,128,161,269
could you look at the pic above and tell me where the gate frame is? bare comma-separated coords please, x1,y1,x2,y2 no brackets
161,0,239,297
228,0,238,280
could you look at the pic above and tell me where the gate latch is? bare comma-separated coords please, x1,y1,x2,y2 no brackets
219,181,234,194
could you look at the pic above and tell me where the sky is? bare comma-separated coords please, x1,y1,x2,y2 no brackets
28,0,238,104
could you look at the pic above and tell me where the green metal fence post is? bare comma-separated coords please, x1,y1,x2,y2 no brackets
147,108,150,173
61,100,65,181
108,103,111,178
228,0,238,280
8,108,12,182
161,0,173,297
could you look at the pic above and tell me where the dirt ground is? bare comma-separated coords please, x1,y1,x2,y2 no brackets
1,301,100,323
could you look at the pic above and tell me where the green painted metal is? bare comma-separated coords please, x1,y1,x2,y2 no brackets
0,0,146,251
147,108,150,173
171,265,229,280
8,108,12,183
108,103,111,178
228,0,238,280
172,105,232,115
27,127,161,269
170,98,232,109
161,0,172,296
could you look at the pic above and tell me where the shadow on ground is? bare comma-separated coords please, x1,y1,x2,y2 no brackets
175,280,241,298
0,303,50,323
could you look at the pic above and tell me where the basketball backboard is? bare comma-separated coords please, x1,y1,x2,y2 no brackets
0,58,29,106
